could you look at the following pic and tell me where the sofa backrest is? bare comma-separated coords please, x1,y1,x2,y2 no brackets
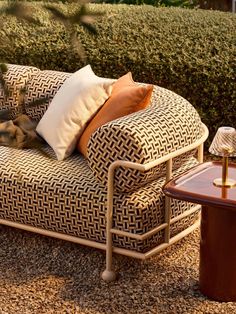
1,64,205,193
24,70,71,122
0,64,40,118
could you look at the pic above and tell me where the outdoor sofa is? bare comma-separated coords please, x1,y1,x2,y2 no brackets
0,64,208,281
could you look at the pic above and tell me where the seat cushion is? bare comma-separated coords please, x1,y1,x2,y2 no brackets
0,145,199,252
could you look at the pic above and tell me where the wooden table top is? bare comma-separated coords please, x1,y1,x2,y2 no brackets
163,161,236,211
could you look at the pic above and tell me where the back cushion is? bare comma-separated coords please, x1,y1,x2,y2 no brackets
24,70,71,122
77,72,153,157
0,64,40,119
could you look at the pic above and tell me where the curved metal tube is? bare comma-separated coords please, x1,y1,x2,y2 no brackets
102,123,208,281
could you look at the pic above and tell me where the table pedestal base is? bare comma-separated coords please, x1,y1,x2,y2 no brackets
200,205,236,302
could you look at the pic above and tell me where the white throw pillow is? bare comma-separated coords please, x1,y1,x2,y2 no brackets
36,65,114,160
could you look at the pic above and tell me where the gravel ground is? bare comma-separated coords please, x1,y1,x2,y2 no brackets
0,225,236,314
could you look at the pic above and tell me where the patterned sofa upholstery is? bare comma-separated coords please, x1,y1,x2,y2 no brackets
0,64,208,280
0,64,40,118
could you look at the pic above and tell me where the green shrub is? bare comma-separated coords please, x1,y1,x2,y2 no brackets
0,3,235,142
96,0,197,8
0,0,197,8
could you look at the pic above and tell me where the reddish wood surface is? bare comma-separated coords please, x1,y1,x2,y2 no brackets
163,162,236,301
163,161,236,211
198,0,232,11
200,205,236,301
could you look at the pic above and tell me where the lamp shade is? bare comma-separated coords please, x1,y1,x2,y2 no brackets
209,126,236,157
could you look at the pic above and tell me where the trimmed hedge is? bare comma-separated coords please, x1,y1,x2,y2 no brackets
0,3,235,142
96,0,197,8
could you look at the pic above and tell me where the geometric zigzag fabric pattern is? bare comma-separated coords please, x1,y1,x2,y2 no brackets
88,85,203,192
24,70,71,121
0,145,199,253
0,64,203,253
0,64,40,119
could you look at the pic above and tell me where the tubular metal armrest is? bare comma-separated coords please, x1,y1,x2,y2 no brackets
101,123,209,282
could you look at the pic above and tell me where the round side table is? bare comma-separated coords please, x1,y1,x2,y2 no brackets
163,161,236,302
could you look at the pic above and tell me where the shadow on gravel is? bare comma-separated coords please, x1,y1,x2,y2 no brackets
0,225,212,313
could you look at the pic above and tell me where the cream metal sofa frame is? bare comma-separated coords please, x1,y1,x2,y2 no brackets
102,123,208,281
0,123,208,281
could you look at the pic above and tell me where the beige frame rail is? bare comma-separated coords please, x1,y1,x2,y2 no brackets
101,123,208,281
0,123,208,282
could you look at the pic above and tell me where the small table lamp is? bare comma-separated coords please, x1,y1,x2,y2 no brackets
209,126,236,187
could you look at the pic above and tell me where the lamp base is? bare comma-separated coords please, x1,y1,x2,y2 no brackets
213,178,236,188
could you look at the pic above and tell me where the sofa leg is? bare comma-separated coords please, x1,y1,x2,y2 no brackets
101,268,116,282
101,231,117,282
101,164,118,282
101,210,117,282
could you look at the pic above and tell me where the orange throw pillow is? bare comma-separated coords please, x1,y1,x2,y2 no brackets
77,72,153,157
